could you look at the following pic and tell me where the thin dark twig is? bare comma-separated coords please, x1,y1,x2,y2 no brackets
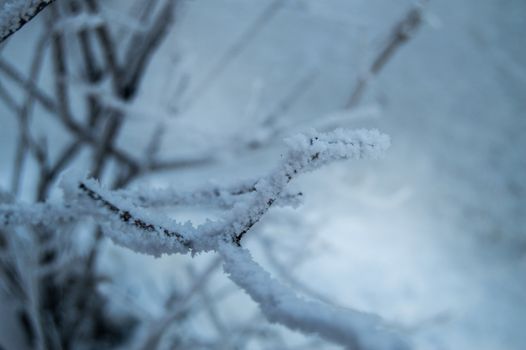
1,55,206,178
0,81,19,112
346,4,425,109
0,58,56,111
90,110,124,179
12,33,49,195
50,8,73,127
64,0,102,82
0,230,36,347
85,0,122,92
36,140,83,201
247,70,318,150
183,0,283,110
0,56,142,169
120,0,176,99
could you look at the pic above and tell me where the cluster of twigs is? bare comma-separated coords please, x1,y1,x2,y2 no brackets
0,0,426,349
0,0,186,347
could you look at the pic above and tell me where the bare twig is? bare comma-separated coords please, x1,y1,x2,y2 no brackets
85,0,122,91
0,58,56,111
12,33,49,195
90,110,124,179
36,140,83,201
0,80,19,112
183,0,284,110
346,3,426,109
120,0,176,100
139,256,221,350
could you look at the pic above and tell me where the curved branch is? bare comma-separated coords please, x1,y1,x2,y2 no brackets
0,128,390,256
220,243,409,350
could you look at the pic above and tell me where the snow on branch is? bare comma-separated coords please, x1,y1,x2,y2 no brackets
75,179,197,256
0,129,390,256
0,0,54,43
220,243,409,350
0,202,78,228
0,129,403,348
222,128,390,244
118,178,303,210
119,178,260,209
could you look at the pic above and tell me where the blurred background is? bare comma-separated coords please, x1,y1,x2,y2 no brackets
0,0,525,349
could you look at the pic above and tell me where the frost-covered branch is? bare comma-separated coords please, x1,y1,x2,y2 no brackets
220,243,409,350
76,180,196,256
118,178,302,210
0,129,389,255
0,0,54,43
0,128,398,348
225,128,390,244
79,129,389,254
